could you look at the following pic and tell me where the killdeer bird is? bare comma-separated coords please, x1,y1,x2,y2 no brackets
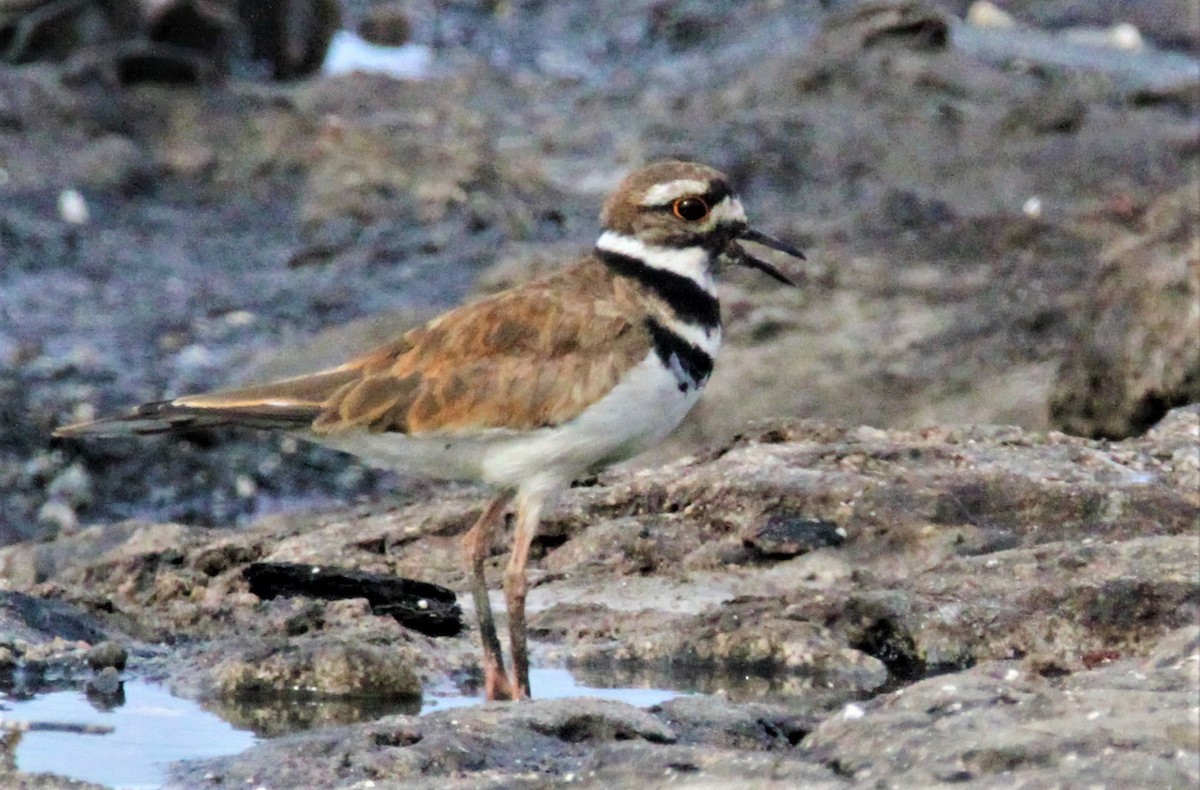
54,160,804,700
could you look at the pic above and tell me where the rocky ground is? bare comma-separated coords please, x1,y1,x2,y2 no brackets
2,406,1198,786
1,0,1198,787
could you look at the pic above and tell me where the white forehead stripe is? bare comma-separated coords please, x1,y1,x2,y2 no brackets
639,179,711,206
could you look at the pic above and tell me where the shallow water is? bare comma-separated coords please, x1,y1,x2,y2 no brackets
7,668,687,789
423,667,686,713
7,680,256,789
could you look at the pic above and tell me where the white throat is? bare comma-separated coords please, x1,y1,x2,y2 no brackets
595,231,715,292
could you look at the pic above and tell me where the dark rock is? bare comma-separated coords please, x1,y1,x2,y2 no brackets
821,1,951,55
741,514,844,558
648,0,729,51
359,2,412,47
243,561,462,636
1,0,341,82
234,0,341,80
0,591,107,646
0,0,109,64
879,187,957,229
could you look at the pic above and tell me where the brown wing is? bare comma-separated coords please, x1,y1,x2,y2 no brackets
313,262,651,434
54,261,652,439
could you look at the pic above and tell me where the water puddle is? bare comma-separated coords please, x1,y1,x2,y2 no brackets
5,668,689,788
422,667,687,713
5,680,257,789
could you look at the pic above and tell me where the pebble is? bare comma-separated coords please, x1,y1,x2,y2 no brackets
175,344,216,373
235,475,258,499
222,310,257,328
966,1,1016,30
1061,23,1144,51
57,188,89,225
87,640,129,671
742,515,844,557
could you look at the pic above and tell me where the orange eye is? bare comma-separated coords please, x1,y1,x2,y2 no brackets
672,196,710,222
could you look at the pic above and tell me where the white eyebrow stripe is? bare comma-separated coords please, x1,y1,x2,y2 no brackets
639,179,711,206
709,195,747,224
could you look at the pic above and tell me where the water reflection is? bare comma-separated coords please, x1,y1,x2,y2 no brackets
205,665,694,734
569,661,845,703
83,682,126,711
205,691,421,737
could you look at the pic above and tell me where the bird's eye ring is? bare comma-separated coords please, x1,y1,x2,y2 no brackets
672,196,710,222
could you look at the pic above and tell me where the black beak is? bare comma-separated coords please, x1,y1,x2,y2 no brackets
733,227,805,286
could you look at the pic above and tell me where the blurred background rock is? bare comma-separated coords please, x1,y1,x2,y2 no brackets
0,0,341,81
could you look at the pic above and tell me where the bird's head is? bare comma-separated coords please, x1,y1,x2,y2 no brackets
600,160,804,285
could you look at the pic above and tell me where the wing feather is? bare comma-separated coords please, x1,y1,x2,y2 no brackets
316,262,651,434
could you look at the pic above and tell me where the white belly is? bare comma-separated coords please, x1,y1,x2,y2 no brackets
308,350,705,490
480,350,704,487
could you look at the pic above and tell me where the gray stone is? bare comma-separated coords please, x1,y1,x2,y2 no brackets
85,640,127,671
204,634,423,701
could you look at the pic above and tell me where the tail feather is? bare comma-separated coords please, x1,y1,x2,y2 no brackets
52,366,362,439
52,399,322,438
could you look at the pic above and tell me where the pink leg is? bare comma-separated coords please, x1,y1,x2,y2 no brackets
504,486,553,699
461,492,515,701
